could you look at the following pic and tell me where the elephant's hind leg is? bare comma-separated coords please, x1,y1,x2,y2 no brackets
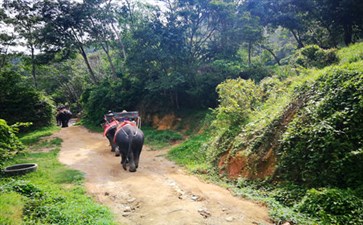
120,152,127,170
115,147,120,157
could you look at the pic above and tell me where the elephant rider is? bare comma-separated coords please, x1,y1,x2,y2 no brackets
104,110,116,123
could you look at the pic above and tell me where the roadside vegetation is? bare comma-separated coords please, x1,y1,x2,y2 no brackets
142,126,183,150
0,126,116,225
168,43,363,224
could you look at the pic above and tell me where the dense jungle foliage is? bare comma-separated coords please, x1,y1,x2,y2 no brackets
1,0,362,127
1,0,363,224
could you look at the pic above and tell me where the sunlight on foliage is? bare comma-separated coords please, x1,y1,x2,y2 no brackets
0,119,25,166
213,78,261,128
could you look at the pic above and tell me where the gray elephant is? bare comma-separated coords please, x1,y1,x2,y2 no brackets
114,122,144,172
56,108,72,127
102,114,119,153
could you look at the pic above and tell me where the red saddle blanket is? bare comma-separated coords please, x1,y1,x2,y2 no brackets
103,120,119,136
113,121,137,141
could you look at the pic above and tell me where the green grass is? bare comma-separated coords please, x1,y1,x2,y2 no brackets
0,192,24,225
18,125,60,145
0,128,116,225
167,133,210,174
143,126,184,150
337,42,363,64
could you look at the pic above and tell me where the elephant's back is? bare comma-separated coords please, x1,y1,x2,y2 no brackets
114,124,143,143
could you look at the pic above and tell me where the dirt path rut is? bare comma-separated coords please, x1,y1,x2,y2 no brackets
55,126,272,225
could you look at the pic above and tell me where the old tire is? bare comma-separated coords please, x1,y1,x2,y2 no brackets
3,163,38,176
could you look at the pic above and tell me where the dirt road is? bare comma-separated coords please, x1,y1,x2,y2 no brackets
55,125,272,225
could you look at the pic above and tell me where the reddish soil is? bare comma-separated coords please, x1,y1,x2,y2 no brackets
54,125,272,225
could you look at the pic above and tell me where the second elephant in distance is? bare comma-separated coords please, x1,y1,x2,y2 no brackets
114,123,144,172
56,109,72,127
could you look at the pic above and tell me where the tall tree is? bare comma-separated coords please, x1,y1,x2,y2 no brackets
0,7,16,69
245,0,309,48
39,0,99,83
246,0,363,48
126,14,188,110
309,0,363,46
3,0,44,88
84,0,120,78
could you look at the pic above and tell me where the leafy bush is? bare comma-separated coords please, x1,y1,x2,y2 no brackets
298,188,363,224
279,63,363,188
80,78,140,127
0,119,25,166
272,183,307,207
259,76,285,101
292,45,338,69
0,71,54,130
213,78,261,128
239,65,273,82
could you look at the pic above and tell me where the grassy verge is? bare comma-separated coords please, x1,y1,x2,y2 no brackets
143,126,184,150
167,133,210,174
18,125,61,145
0,127,116,225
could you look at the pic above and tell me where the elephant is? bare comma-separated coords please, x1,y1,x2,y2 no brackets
56,109,72,127
103,120,119,153
114,122,144,172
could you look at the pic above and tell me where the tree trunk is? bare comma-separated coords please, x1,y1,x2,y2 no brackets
101,42,117,78
324,25,338,48
343,24,353,46
174,90,179,110
111,23,127,62
125,0,134,26
248,42,252,66
31,45,37,89
79,45,98,84
291,30,304,48
261,45,281,66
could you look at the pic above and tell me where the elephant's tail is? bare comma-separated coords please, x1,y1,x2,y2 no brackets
127,132,133,158
126,128,139,157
